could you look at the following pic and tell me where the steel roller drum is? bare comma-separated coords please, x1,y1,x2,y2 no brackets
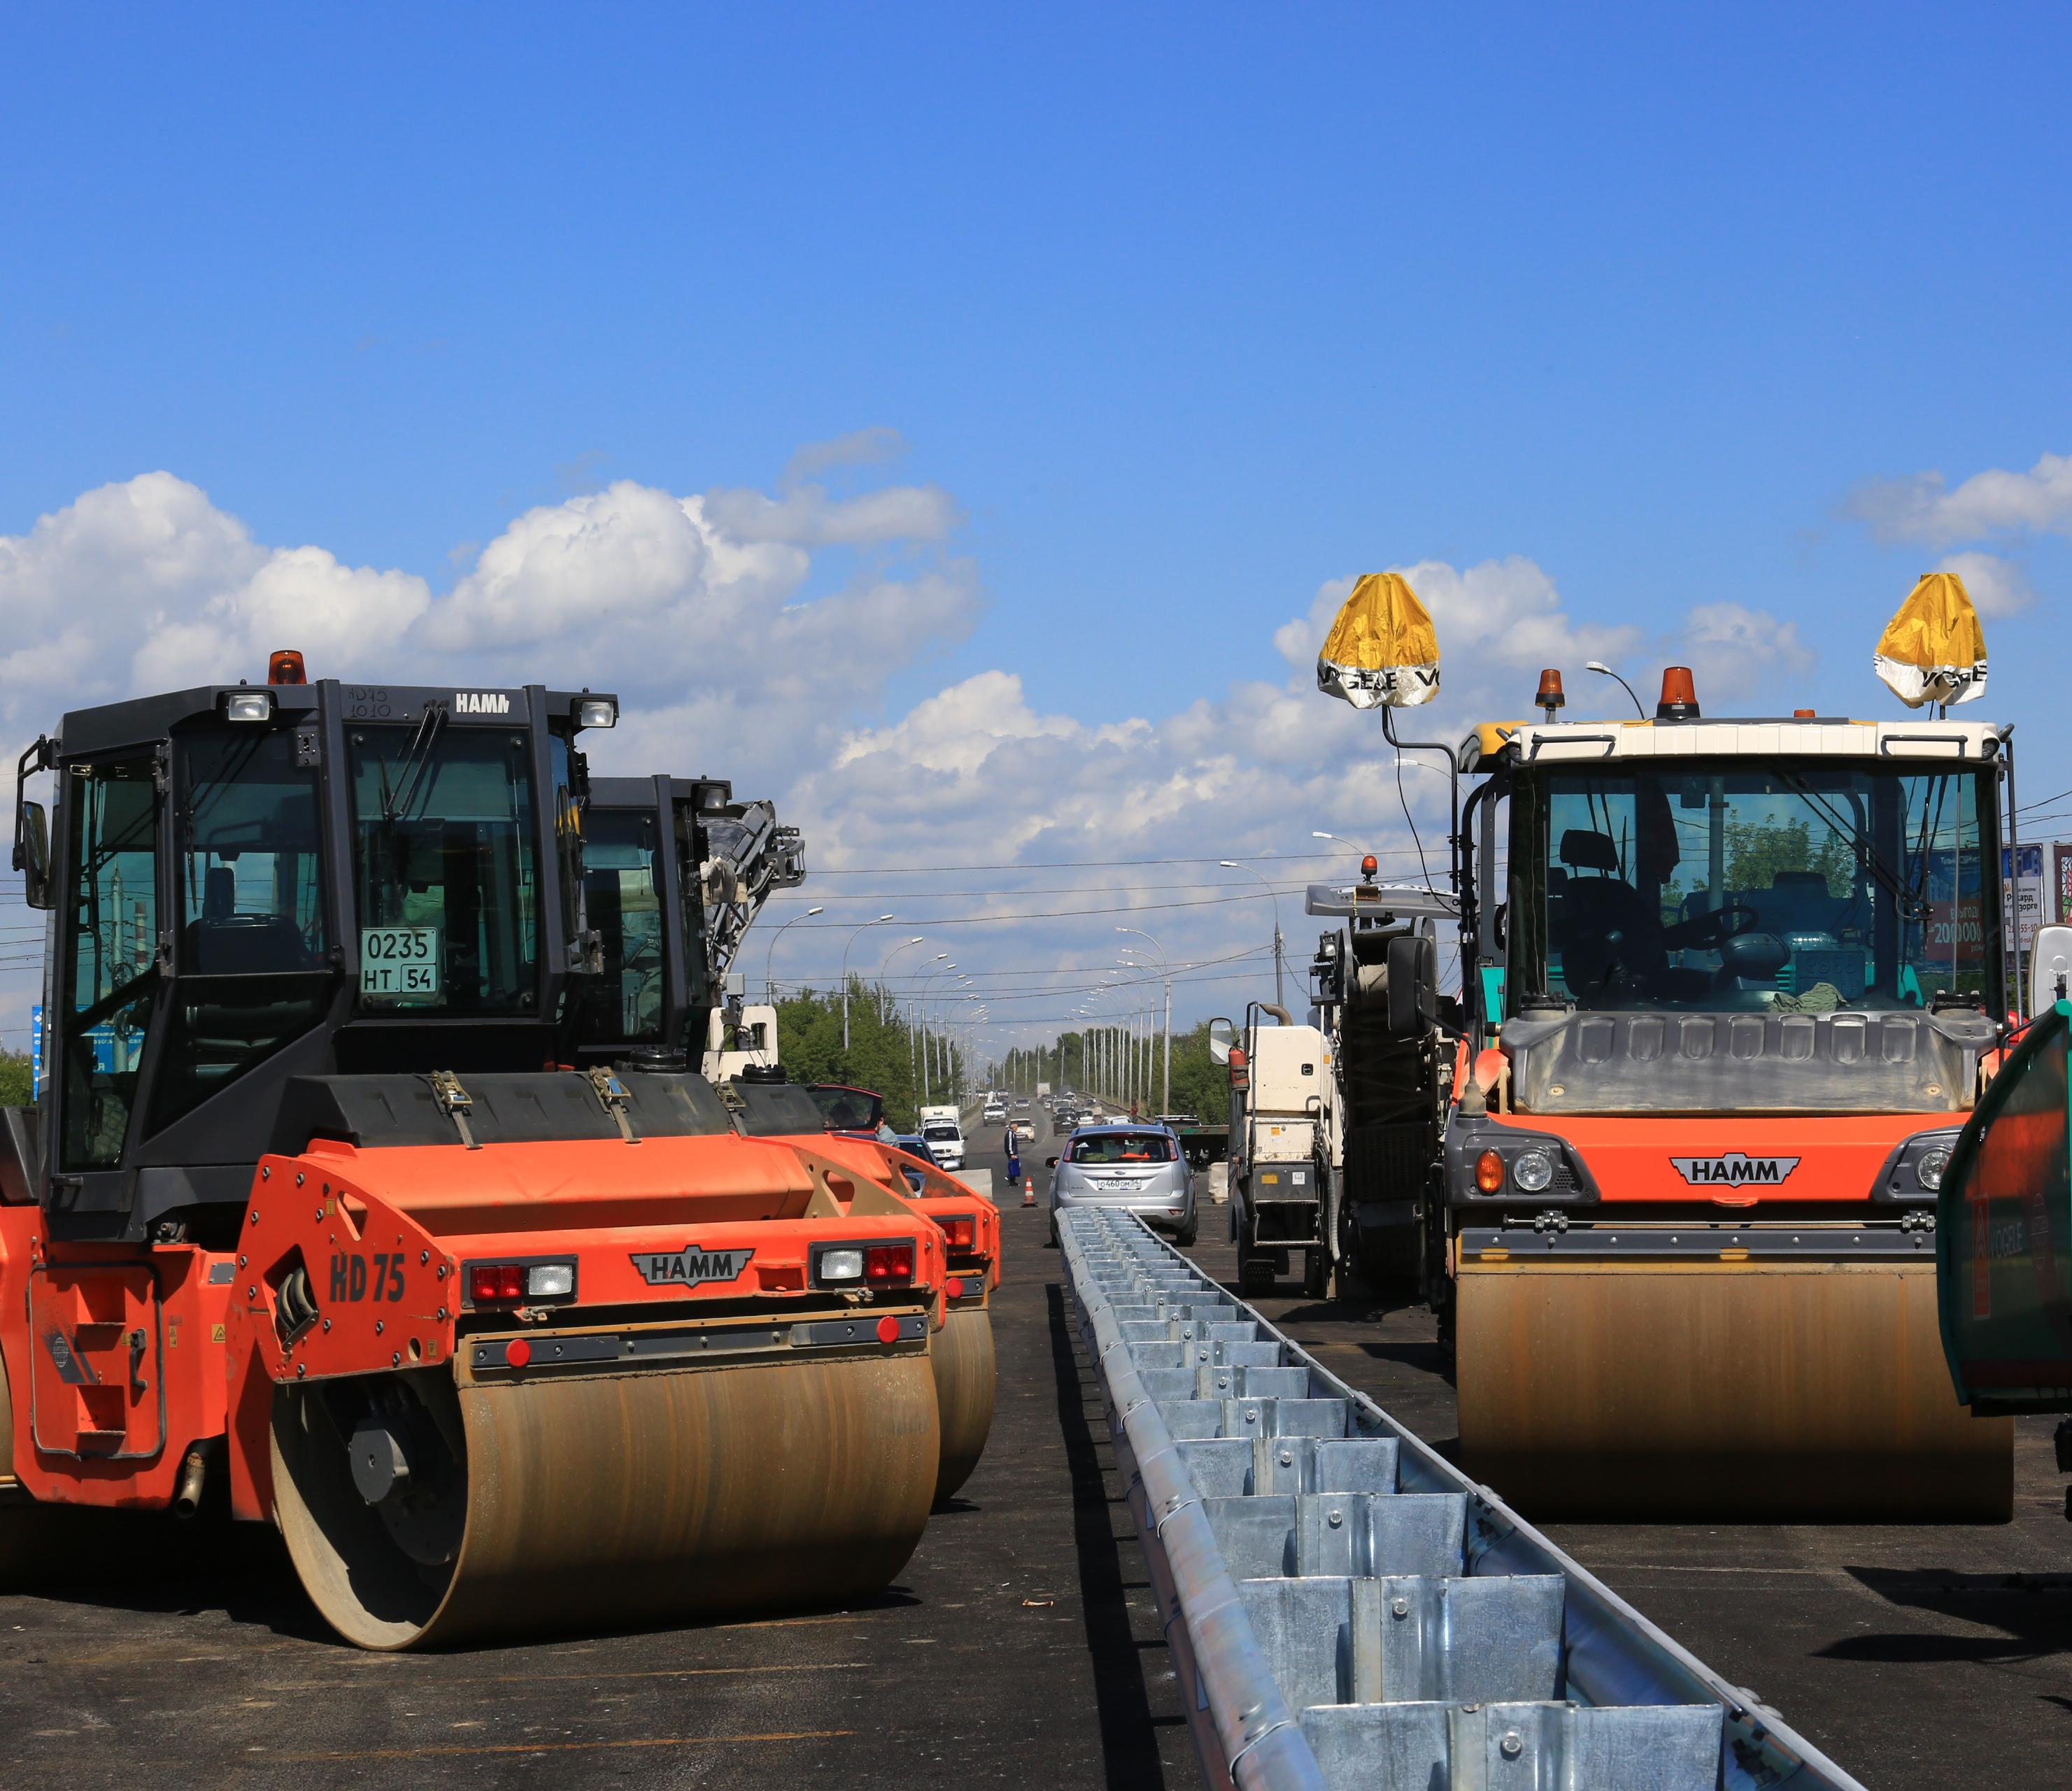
272,1347,939,1650
930,1305,996,1503
1456,1258,2013,1521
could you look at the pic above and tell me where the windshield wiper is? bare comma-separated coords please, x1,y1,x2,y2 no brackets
383,703,448,823
1775,770,1929,921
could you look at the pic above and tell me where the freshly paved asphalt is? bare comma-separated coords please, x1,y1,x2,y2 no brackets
5,1107,2066,1788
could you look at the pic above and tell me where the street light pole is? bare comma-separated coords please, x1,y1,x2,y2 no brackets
762,905,825,1002
907,951,948,1102
1117,928,1172,1116
1219,861,1286,1010
915,963,958,1100
1585,660,1647,718
841,915,896,1052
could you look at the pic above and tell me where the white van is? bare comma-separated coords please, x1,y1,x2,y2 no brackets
918,1103,966,1171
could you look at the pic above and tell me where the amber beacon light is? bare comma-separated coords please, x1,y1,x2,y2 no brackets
1656,665,1699,720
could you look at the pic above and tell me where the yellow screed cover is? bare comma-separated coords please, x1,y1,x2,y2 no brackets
1875,570,1987,707
1317,571,1440,709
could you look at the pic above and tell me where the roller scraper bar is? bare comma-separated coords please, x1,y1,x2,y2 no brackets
1057,1208,1866,1791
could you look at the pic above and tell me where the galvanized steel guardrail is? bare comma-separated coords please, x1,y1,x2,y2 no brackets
1058,1207,1866,1791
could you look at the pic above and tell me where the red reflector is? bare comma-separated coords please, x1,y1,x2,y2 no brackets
506,1338,532,1368
864,1242,914,1284
945,1276,965,1300
875,1315,900,1344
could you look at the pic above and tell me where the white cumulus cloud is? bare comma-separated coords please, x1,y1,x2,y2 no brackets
1847,449,2072,546
1933,549,2034,618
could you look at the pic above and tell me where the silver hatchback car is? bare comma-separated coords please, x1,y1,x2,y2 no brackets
1046,1124,1197,1246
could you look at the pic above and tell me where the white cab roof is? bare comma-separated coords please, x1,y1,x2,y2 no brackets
1465,716,2000,769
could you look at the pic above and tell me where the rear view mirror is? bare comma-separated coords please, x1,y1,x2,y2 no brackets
1207,1017,1234,1065
13,799,51,912
1046,1156,1059,1168
2032,924,2072,1017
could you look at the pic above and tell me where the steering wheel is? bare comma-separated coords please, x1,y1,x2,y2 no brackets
1666,902,1761,951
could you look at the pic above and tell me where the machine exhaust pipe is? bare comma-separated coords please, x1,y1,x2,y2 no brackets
173,1438,221,1518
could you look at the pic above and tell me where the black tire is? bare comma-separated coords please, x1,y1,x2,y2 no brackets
1173,1220,1198,1248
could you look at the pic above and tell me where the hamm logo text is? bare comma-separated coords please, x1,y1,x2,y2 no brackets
1670,1153,1801,1187
628,1245,754,1287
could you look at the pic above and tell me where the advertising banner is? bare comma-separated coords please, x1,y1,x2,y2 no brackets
2005,842,2045,954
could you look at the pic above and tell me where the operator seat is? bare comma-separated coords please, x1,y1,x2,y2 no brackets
1556,828,1668,1000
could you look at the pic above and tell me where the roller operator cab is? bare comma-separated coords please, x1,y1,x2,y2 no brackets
576,777,997,1508
0,670,946,1648
576,774,802,1075
1309,674,2018,1520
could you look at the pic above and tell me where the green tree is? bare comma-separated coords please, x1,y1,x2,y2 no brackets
1723,816,1854,898
772,979,960,1132
0,1048,30,1107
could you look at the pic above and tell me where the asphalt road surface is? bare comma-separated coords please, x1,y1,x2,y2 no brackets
3,1107,2065,1789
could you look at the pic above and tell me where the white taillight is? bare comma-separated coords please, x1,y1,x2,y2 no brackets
527,1263,575,1298
820,1248,865,1282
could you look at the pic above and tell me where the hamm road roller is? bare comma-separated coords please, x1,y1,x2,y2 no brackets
579,776,997,1503
0,660,944,1646
1293,570,2015,1519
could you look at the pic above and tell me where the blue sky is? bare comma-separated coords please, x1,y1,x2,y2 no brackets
3,6,2070,1045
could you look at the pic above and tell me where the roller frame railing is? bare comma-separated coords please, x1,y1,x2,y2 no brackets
1059,1208,1865,1791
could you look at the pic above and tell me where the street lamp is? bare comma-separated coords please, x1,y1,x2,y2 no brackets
762,905,824,1002
1586,660,1647,718
1220,861,1287,1010
905,951,949,1093
1117,926,1172,1116
916,961,959,1100
841,915,896,1051
1312,828,1377,859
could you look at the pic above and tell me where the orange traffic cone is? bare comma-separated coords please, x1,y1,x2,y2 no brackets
1022,1186,1036,1208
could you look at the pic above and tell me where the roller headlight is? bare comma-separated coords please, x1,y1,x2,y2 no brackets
1915,1147,1951,1193
1512,1149,1554,1193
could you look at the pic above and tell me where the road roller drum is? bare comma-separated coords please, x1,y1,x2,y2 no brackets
1456,1254,2013,1521
273,1340,939,1649
930,1299,997,1503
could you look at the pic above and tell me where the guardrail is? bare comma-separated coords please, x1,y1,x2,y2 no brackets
1058,1208,1865,1791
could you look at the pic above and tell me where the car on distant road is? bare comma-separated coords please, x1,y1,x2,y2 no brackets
1045,1121,1195,1247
